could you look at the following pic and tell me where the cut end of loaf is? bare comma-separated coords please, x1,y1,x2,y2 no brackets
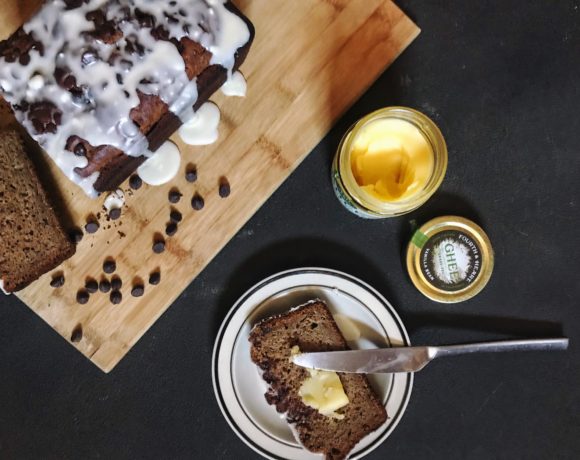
0,130,75,292
249,300,387,460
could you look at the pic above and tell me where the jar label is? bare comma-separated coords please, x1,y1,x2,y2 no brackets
419,230,482,292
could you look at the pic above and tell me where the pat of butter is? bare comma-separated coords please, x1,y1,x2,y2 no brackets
291,346,349,419
350,118,434,202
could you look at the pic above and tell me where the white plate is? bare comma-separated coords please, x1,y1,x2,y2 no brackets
212,268,413,459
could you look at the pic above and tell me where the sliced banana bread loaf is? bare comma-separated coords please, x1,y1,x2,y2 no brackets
249,301,387,460
0,130,75,293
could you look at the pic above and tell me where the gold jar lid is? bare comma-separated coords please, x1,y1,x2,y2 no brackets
406,216,494,303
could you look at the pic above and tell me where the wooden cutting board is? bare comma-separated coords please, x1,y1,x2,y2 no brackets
1,0,419,372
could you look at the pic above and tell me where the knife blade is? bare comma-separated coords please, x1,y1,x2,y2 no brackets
291,338,569,374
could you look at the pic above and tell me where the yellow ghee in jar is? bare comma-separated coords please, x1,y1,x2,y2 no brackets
350,118,434,202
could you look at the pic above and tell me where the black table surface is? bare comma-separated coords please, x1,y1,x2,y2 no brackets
1,1,579,459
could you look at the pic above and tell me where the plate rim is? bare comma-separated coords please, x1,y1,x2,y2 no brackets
211,267,413,459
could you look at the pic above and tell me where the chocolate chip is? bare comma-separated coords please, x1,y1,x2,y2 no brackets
50,274,65,288
73,143,86,157
99,279,111,293
76,289,90,305
166,222,178,237
170,210,182,223
85,278,98,294
185,165,197,182
219,178,231,198
116,73,123,84
70,325,83,343
69,228,84,244
19,54,30,65
28,101,62,135
149,271,161,285
111,276,122,290
131,285,145,297
129,174,142,190
81,49,98,66
168,189,182,204
110,290,122,305
103,259,116,274
191,193,204,210
153,239,165,254
109,208,122,220
85,220,99,234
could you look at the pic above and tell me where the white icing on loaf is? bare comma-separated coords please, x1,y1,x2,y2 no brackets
0,0,250,196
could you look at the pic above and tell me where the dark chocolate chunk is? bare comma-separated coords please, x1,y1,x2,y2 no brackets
129,174,142,190
103,259,116,274
131,285,145,297
185,165,197,182
99,279,111,293
191,193,205,210
111,276,122,290
76,289,90,305
116,73,123,84
85,278,98,294
219,178,231,198
168,189,182,204
166,222,178,237
73,143,87,157
110,290,122,305
70,325,83,343
149,271,161,285
50,274,65,288
134,8,156,28
170,210,183,223
28,101,62,134
85,220,99,234
153,239,165,254
69,228,83,244
109,208,122,220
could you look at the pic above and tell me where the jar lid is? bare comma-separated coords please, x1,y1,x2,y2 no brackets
406,216,494,303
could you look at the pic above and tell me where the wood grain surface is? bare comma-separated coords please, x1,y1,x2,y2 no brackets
1,0,419,372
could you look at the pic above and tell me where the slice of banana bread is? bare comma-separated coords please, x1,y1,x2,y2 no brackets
249,301,387,460
0,130,75,293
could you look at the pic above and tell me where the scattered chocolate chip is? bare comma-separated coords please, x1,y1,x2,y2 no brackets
69,228,84,244
109,208,122,220
185,165,197,183
99,279,111,293
131,284,145,297
149,271,161,285
165,222,178,237
85,220,99,234
103,259,116,274
85,278,98,294
76,289,90,305
129,174,142,190
170,210,183,223
73,143,86,157
70,325,83,343
50,274,65,288
153,239,165,254
111,276,122,290
191,193,204,210
219,178,231,198
110,290,122,305
168,189,182,204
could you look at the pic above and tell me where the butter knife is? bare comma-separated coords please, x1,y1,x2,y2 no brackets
292,338,569,374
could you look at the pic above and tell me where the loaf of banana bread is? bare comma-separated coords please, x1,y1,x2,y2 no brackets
0,0,254,196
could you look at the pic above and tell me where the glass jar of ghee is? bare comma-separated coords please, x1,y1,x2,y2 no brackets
331,107,448,218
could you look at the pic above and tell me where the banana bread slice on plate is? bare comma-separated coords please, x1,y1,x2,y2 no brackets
0,130,75,293
249,300,388,460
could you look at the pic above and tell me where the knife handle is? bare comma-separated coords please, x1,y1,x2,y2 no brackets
431,338,569,358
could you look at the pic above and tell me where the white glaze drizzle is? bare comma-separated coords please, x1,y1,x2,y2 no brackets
103,188,125,212
178,102,220,146
136,141,181,186
221,70,247,97
0,0,250,196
